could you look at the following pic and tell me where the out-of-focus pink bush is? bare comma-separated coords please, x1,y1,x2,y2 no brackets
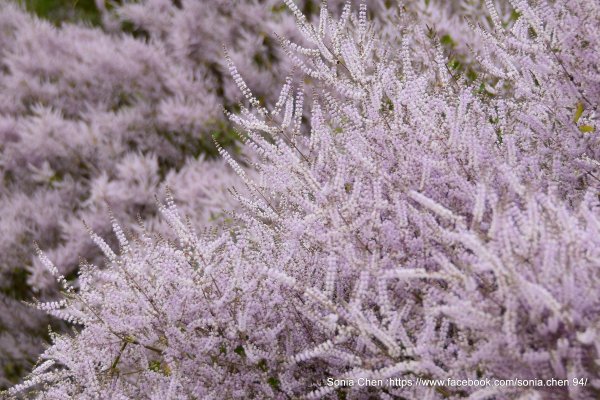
0,0,310,388
7,0,599,398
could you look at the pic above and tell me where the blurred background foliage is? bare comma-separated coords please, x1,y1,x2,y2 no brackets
15,0,323,26
2,0,103,388
16,0,102,26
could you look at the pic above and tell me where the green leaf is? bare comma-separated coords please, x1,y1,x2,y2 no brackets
267,376,280,390
234,345,246,357
148,360,170,376
270,4,286,13
148,360,162,373
466,69,478,81
440,34,456,48
579,125,595,133
448,59,462,70
257,359,269,372
574,102,584,123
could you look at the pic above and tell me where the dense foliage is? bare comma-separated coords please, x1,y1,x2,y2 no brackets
3,0,600,398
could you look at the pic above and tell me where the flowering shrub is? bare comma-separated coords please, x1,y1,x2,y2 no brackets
0,0,515,388
6,0,600,398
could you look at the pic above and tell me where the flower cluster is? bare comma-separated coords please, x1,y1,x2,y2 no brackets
6,0,600,398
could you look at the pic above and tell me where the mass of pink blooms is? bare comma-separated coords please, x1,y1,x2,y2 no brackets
2,0,600,399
